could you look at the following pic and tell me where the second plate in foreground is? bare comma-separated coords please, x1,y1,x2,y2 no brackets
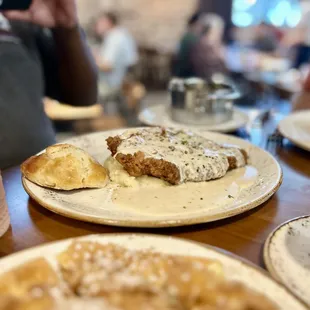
22,129,282,228
0,234,306,310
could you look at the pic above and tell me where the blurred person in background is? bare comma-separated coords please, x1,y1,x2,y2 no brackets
190,14,227,80
291,11,310,69
93,12,138,100
253,22,279,53
292,67,310,111
0,0,97,169
174,12,204,78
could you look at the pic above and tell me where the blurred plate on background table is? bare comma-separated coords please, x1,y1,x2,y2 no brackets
264,216,310,307
22,129,282,228
278,111,310,151
138,104,248,133
0,234,306,310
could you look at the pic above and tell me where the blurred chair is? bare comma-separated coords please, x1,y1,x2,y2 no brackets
97,64,146,126
135,47,173,89
122,79,146,112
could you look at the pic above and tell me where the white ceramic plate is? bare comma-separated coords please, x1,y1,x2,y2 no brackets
278,110,310,151
138,104,248,133
264,216,310,307
22,129,282,228
0,234,306,309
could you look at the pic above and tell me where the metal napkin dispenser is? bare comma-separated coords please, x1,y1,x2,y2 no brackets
168,77,240,126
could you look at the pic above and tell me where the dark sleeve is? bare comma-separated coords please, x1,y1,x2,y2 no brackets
35,27,64,102
191,42,227,80
10,22,62,100
190,41,213,80
35,27,97,106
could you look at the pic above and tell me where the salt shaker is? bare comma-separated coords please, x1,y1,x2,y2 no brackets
0,171,10,237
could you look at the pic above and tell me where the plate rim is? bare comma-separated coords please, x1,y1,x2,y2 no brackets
22,129,283,228
263,215,310,306
0,232,307,309
138,104,249,133
278,110,310,152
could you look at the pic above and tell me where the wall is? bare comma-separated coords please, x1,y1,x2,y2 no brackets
77,0,198,53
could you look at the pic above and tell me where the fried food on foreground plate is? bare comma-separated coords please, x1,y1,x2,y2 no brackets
0,258,60,310
21,144,108,190
0,241,278,310
106,128,248,185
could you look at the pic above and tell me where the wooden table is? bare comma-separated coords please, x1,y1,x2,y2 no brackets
1,136,309,267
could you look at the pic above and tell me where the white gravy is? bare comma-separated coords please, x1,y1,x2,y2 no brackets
111,166,258,216
115,128,246,184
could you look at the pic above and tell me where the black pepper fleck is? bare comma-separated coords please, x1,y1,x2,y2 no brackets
228,195,234,199
288,226,294,236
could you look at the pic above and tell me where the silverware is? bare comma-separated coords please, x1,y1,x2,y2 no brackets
267,129,283,147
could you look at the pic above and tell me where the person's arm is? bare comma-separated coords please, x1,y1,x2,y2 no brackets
3,0,98,107
191,41,227,80
51,26,98,106
190,42,211,79
93,48,113,72
97,61,113,72
95,32,120,73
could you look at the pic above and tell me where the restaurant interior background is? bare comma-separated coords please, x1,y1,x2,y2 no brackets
3,2,310,306
50,0,310,142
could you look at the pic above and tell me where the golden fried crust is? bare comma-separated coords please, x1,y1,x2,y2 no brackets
107,135,181,184
106,134,248,184
227,156,238,170
56,241,278,310
0,258,59,310
21,144,108,190
227,149,248,170
98,292,183,310
106,136,122,156
0,258,59,296
240,148,249,163
0,295,56,310
116,152,181,185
